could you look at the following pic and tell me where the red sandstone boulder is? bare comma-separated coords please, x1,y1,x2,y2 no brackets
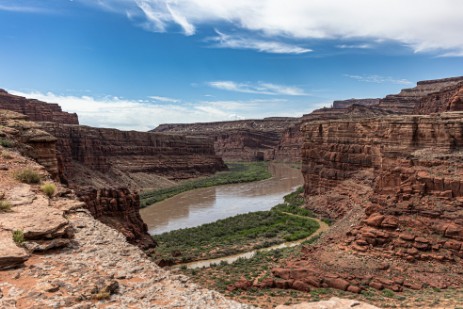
324,278,349,291
366,213,385,227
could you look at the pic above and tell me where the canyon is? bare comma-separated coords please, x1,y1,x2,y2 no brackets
2,75,463,308
153,77,463,167
0,91,226,251
242,77,463,298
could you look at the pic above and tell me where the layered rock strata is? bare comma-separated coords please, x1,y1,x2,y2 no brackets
77,187,156,250
41,123,227,188
153,117,300,161
0,89,78,124
379,76,463,113
0,148,253,308
269,111,463,294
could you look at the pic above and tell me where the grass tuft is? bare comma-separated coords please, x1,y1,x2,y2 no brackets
40,182,56,198
12,230,24,244
15,168,41,184
0,200,12,212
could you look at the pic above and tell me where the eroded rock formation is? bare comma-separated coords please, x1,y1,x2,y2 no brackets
77,187,156,250
153,117,301,161
0,143,253,308
41,123,226,188
267,77,463,295
0,89,78,124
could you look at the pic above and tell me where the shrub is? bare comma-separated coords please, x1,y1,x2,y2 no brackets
15,168,41,184
94,291,110,300
40,183,56,198
0,200,12,212
12,230,24,244
0,138,14,148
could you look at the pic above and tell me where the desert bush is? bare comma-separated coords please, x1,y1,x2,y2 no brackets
0,200,12,212
12,230,24,244
0,138,14,148
15,168,41,184
40,183,56,198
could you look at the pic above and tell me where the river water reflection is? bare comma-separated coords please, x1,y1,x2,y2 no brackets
140,163,303,235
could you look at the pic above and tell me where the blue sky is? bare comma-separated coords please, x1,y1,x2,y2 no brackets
1,0,463,130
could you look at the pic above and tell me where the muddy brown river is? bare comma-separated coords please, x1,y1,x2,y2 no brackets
140,163,304,235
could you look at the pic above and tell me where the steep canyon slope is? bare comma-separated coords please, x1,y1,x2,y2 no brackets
0,90,226,250
266,77,463,298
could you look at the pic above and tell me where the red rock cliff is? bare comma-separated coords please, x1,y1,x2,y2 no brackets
268,81,463,294
41,123,226,188
153,117,300,161
77,188,156,250
0,89,79,124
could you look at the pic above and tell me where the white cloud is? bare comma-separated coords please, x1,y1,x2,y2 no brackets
211,30,311,54
345,74,412,85
208,81,308,96
148,95,179,103
0,4,52,13
8,90,303,130
336,44,372,49
88,0,463,56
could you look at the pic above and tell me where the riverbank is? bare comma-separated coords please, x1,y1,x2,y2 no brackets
152,187,319,265
140,162,271,208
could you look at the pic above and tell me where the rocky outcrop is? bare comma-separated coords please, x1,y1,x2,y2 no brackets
77,187,156,250
413,83,463,114
271,112,463,292
41,123,226,187
378,76,463,113
332,98,380,109
0,89,78,124
276,298,379,309
0,110,60,179
0,149,253,308
153,117,300,161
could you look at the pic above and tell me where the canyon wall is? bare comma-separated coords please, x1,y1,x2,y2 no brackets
0,89,78,124
77,187,156,250
267,79,463,294
378,76,463,113
153,117,300,161
41,123,226,188
0,89,227,250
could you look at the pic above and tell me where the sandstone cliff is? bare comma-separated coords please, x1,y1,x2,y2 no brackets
41,123,226,188
153,118,300,162
0,89,78,124
0,141,252,308
378,76,463,113
268,78,463,296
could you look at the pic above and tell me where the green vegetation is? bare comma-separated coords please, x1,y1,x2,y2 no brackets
0,138,14,148
271,186,315,217
12,230,24,244
40,182,56,198
0,200,12,212
140,162,271,207
153,187,319,263
14,168,41,184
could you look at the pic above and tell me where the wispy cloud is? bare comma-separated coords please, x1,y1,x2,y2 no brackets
345,74,412,85
9,90,303,130
337,44,372,49
84,0,463,56
208,81,309,96
148,95,179,103
211,30,311,54
0,4,52,14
